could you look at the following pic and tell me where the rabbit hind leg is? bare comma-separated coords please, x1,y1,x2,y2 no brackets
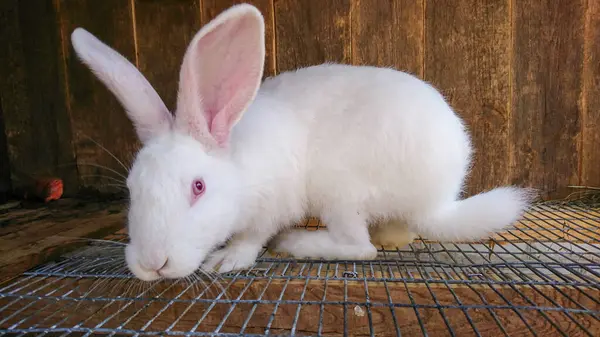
369,218,418,249
269,207,377,260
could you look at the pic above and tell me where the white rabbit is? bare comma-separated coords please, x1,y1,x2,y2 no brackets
70,4,534,281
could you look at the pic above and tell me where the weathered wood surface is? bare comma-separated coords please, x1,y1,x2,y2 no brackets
0,199,126,282
275,0,352,73
351,0,424,77
510,1,586,199
58,0,139,193
425,0,511,196
0,0,78,196
1,278,597,336
1,0,600,201
581,1,600,189
134,0,202,112
0,104,10,204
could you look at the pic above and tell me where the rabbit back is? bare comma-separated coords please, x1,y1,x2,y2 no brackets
230,63,473,225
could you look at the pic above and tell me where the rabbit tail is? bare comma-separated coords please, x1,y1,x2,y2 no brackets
415,187,536,241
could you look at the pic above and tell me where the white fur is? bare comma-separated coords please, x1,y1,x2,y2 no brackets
71,4,535,281
70,28,173,143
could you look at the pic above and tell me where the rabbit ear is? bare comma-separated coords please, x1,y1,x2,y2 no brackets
174,4,265,149
71,28,173,144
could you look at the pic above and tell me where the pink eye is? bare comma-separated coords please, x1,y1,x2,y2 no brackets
192,179,205,196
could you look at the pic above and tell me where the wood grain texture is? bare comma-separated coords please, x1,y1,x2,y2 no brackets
134,0,202,112
0,0,17,204
511,1,585,199
0,0,78,196
581,1,600,188
425,0,511,196
275,0,351,73
0,104,10,203
351,0,424,77
0,199,126,282
202,0,276,78
59,0,139,193
0,0,597,198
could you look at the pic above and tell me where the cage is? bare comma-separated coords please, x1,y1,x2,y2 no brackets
1,0,599,336
1,200,599,336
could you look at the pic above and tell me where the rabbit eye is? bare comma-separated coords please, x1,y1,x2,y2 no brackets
192,179,205,196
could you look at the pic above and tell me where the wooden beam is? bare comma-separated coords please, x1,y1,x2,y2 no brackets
275,0,351,73
58,0,139,194
0,102,10,203
350,0,424,77
581,1,600,189
0,0,78,196
134,0,202,112
424,0,511,196
510,1,585,199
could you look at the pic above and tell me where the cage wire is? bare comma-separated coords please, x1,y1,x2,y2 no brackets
0,202,599,336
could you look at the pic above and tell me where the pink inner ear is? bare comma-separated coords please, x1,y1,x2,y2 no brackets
176,10,264,148
209,71,258,145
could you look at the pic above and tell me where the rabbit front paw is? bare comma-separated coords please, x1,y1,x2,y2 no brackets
202,244,260,274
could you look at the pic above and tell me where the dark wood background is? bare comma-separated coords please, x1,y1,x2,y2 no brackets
0,0,598,201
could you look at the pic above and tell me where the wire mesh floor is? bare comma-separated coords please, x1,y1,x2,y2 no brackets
1,203,599,336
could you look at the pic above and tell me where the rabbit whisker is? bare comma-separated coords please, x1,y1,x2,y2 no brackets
52,236,127,246
80,174,126,185
81,134,132,173
77,162,128,180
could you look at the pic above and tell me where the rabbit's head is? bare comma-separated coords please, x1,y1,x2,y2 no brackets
71,4,266,281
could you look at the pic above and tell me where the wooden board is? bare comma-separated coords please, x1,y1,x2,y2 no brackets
0,103,10,204
581,1,600,188
510,1,585,199
58,0,139,193
0,199,127,282
0,0,12,203
0,0,597,199
350,0,424,77
424,0,511,196
201,0,276,78
1,278,597,336
0,0,78,196
275,0,351,73
134,0,202,112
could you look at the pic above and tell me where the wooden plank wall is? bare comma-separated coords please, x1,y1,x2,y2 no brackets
0,104,10,204
0,0,598,200
0,0,79,196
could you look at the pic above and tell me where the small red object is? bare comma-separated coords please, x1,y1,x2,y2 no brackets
33,177,64,202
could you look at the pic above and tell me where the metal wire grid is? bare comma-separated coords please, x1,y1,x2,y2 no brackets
0,203,599,336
